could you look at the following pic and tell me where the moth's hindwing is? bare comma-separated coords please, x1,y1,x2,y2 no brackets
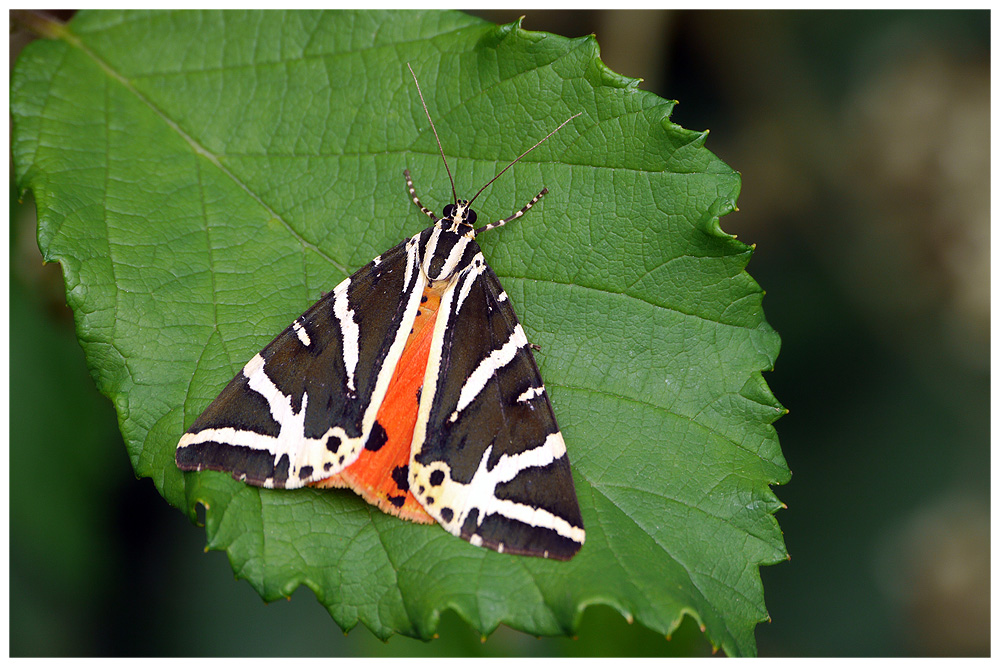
310,274,446,524
409,245,586,560
176,236,427,489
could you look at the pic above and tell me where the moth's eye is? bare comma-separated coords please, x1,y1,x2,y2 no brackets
466,209,477,225
442,204,455,218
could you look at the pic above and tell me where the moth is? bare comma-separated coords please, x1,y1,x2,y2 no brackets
176,65,585,560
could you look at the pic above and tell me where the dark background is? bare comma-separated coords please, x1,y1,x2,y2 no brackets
10,10,989,656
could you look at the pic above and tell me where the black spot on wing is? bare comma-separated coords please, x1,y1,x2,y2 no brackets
366,421,388,451
391,465,410,492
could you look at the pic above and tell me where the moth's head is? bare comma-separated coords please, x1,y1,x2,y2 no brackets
440,200,477,237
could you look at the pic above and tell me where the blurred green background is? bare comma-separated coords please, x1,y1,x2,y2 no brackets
10,9,989,656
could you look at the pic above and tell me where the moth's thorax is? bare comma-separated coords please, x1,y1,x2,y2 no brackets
419,200,480,283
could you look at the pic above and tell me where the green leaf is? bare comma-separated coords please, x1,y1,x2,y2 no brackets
12,9,788,656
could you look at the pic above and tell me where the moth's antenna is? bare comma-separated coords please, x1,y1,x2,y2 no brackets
467,112,582,207
407,63,458,205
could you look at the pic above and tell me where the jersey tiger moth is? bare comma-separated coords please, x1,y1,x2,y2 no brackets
176,65,585,560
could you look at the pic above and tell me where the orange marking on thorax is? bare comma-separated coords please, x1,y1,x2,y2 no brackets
310,281,448,524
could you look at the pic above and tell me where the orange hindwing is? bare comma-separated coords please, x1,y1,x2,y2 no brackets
309,283,446,524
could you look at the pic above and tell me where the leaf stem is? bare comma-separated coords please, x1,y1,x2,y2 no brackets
11,10,70,41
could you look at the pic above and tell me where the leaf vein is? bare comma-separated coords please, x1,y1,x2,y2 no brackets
63,23,350,276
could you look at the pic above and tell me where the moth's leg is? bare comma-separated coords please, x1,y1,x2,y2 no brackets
403,169,438,221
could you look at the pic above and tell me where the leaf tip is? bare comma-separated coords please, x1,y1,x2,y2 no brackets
491,16,523,41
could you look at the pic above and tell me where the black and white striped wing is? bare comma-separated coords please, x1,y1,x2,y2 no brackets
409,249,586,560
176,235,427,489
